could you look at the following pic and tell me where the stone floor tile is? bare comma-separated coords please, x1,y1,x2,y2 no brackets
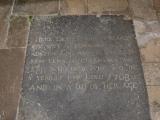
133,20,160,62
13,0,59,15
88,0,128,14
0,0,13,48
147,86,160,120
134,20,160,47
157,12,160,21
0,48,26,120
60,0,87,15
7,16,30,48
17,16,150,120
129,0,157,20
140,38,160,62
153,0,160,11
142,63,160,86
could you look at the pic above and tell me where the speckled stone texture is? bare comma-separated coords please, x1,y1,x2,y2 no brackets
0,0,160,120
17,16,150,120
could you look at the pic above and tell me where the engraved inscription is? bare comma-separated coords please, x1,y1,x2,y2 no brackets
18,16,150,120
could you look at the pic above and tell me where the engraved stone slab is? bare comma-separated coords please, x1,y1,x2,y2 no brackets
18,16,151,120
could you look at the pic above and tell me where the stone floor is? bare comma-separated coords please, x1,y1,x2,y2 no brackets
0,0,160,120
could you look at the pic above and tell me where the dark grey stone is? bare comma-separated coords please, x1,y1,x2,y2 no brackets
18,16,151,120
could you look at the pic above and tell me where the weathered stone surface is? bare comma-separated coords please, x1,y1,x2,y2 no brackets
88,0,128,14
129,0,157,20
13,0,59,15
144,64,160,120
143,63,160,86
140,38,160,62
60,0,87,15
17,16,150,120
147,86,160,120
0,48,26,120
158,12,160,20
0,0,12,48
153,0,160,11
7,16,30,48
133,20,160,62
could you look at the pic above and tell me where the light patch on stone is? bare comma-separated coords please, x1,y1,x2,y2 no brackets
134,20,160,47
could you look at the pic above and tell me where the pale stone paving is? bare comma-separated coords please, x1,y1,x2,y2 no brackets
132,0,160,119
0,0,160,120
0,0,13,49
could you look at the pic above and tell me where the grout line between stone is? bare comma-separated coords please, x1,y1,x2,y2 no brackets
4,18,11,49
3,0,16,49
142,62,160,64
58,0,61,15
15,16,31,120
146,85,160,86
11,0,16,15
85,0,88,15
0,47,26,50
